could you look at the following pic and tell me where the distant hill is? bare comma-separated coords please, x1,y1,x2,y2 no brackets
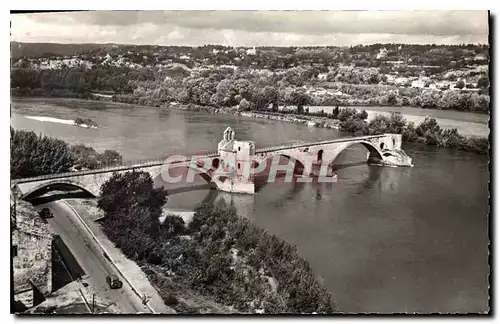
10,42,115,60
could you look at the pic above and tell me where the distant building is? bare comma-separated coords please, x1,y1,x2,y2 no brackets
385,75,396,84
246,47,257,56
317,73,328,81
386,60,404,66
12,193,53,310
411,80,425,88
436,81,450,90
376,48,388,59
394,77,409,86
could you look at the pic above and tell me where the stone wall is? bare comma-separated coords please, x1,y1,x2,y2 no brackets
12,200,53,308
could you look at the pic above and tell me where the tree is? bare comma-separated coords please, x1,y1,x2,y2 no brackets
368,113,406,135
415,117,442,145
419,90,440,108
477,75,490,89
339,116,367,135
358,109,368,120
440,90,461,110
99,150,123,166
238,98,251,111
287,89,311,110
11,128,74,178
98,171,167,218
455,79,465,89
387,92,398,105
337,107,359,122
440,128,466,148
332,106,340,119
262,85,278,109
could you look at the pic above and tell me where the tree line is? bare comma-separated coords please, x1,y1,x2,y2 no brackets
11,60,490,113
10,128,123,179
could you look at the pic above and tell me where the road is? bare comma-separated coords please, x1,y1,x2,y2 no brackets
36,200,151,314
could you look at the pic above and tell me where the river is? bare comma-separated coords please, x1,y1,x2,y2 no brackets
11,97,490,313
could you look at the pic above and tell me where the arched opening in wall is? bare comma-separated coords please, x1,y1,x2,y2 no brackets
392,138,396,147
153,164,215,194
317,149,324,162
277,155,306,177
211,158,220,169
253,154,305,185
380,143,385,150
328,142,384,171
23,182,96,205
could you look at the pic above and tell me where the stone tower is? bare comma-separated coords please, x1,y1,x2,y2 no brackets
216,127,256,194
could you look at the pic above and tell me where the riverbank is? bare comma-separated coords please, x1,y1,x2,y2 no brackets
11,95,489,155
201,103,488,138
206,104,488,154
157,101,489,154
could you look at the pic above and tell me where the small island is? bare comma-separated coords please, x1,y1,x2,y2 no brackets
74,118,98,129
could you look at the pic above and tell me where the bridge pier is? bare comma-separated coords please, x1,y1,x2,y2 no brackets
310,162,336,178
366,134,413,167
215,127,256,194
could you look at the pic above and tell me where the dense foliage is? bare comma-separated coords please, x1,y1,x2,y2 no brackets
11,127,74,178
11,65,490,113
69,144,122,170
10,128,123,178
74,118,98,128
98,171,336,313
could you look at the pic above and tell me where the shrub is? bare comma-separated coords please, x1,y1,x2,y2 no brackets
162,214,186,237
358,109,368,120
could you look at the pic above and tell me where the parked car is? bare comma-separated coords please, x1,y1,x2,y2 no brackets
39,208,54,219
106,275,123,289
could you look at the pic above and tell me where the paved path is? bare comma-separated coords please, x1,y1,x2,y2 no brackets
64,199,175,314
37,201,152,314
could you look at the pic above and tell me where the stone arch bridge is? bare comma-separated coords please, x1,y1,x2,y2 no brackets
12,129,412,197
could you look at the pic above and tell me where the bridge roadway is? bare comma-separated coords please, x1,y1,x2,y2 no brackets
11,134,387,186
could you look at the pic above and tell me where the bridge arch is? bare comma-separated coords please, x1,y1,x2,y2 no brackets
324,140,384,167
21,179,99,200
259,153,308,177
155,161,215,186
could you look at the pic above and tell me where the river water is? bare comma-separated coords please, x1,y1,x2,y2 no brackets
11,97,490,313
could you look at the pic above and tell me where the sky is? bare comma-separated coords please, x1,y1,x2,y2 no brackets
10,11,489,47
